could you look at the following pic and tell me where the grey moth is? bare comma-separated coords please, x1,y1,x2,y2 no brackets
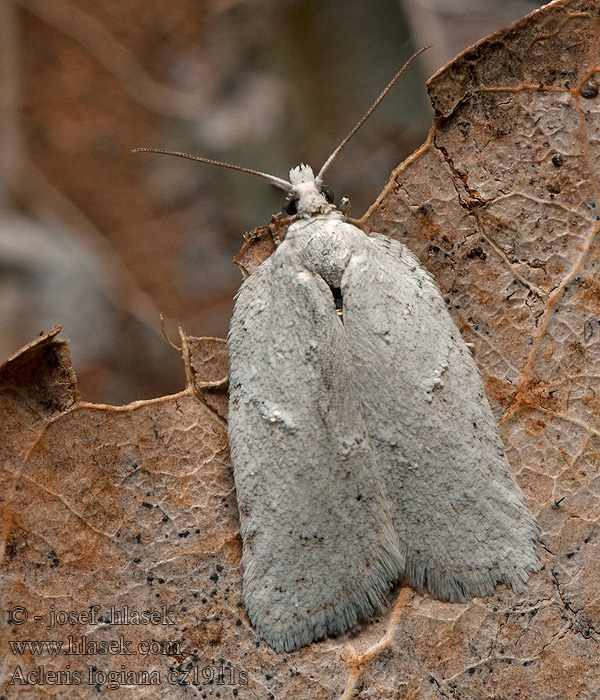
135,49,539,653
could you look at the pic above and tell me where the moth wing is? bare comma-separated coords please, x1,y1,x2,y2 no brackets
342,233,538,601
227,243,403,653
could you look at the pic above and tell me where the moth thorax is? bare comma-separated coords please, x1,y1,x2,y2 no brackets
301,229,352,286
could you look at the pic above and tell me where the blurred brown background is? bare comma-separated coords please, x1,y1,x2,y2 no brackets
1,0,545,404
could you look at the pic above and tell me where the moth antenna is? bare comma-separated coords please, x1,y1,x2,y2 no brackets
315,45,432,184
131,148,292,192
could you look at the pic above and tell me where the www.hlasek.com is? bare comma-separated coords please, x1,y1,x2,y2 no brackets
9,635,181,656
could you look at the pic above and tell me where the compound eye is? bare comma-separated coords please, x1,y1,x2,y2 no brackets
283,194,299,216
320,185,334,203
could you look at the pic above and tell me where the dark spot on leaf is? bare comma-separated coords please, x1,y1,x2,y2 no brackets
467,245,487,260
580,82,598,98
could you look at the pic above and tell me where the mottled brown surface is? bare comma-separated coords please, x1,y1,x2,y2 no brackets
232,217,291,278
1,331,241,699
2,1,599,698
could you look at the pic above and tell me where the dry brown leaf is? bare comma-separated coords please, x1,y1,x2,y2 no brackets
2,0,599,697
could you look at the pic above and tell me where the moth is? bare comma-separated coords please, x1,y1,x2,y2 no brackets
135,48,538,653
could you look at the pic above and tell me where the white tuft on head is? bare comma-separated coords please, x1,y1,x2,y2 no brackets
289,164,316,185
286,164,337,218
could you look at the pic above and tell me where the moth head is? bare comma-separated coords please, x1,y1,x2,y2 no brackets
132,47,430,222
282,165,335,218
